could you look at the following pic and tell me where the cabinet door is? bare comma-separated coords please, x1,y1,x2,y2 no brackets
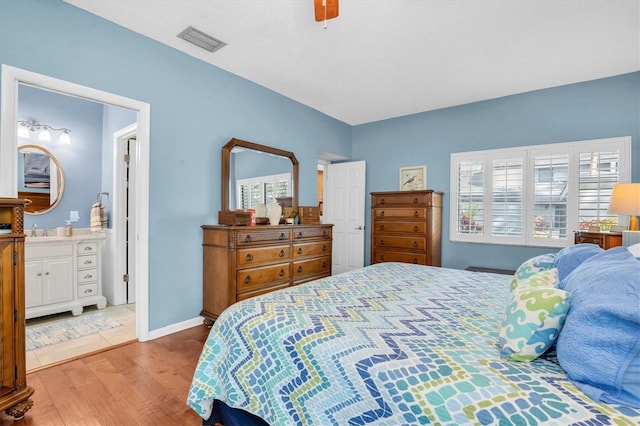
24,260,44,308
43,257,73,305
0,240,15,395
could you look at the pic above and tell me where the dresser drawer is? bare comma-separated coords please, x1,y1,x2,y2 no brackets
372,192,434,207
77,283,98,298
77,254,98,270
237,263,290,292
293,241,331,259
77,268,99,284
78,241,98,254
574,231,622,250
373,208,427,219
293,226,332,241
237,229,291,245
372,249,426,265
374,222,425,234
373,235,425,250
237,282,289,301
237,245,290,267
292,256,331,279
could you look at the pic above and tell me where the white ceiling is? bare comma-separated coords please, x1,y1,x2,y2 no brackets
64,0,640,126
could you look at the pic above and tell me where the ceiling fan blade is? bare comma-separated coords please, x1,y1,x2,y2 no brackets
314,0,339,22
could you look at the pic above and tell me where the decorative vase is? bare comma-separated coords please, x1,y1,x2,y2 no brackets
255,203,267,218
267,203,282,226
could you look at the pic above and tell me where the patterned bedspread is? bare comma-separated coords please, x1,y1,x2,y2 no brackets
187,262,640,425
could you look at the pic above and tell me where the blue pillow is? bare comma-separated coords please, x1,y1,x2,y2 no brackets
554,243,603,281
556,247,640,408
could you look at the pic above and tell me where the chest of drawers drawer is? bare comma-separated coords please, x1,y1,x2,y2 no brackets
293,226,332,241
237,229,291,245
78,254,98,270
374,222,425,233
237,245,290,267
373,235,425,250
373,208,427,219
372,192,434,206
372,249,426,265
77,268,99,284
236,262,290,293
292,256,331,280
293,241,331,259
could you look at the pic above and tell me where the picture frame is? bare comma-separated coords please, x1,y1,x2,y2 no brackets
399,165,427,191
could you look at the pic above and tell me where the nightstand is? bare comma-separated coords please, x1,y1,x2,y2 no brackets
574,230,623,250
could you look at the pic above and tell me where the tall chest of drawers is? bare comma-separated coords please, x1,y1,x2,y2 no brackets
371,190,443,266
201,224,333,324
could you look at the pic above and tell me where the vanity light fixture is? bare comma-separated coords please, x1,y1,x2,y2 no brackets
17,120,71,145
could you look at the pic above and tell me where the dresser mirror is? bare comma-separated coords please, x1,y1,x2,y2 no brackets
221,138,299,213
17,144,65,215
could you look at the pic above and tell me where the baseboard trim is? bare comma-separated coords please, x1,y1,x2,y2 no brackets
146,316,205,341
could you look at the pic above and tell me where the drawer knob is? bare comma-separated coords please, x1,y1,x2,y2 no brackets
279,250,285,257
322,261,327,268
84,246,93,251
413,241,419,248
84,274,93,279
380,211,385,217
380,239,385,245
413,258,418,264
380,225,385,231
379,255,385,261
244,235,253,243
413,198,418,204
37,273,42,276
380,199,385,204
297,248,303,255
45,272,49,276
322,244,326,252
279,269,286,277
244,275,252,284
297,266,303,273
297,232,303,239
279,233,286,240
414,226,419,232
413,211,419,217
84,288,93,294
84,260,93,265
246,253,254,261
323,231,328,238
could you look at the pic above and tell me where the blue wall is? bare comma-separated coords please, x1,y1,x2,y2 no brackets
353,72,640,270
1,1,637,331
0,0,352,331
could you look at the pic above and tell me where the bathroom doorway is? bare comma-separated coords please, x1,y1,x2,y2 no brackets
0,65,151,368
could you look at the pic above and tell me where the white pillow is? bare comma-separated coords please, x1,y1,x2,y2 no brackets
628,243,640,258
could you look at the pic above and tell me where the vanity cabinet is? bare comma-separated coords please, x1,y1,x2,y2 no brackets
25,235,107,320
201,224,333,324
0,199,34,419
370,190,443,266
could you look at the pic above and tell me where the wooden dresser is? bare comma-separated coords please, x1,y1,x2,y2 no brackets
0,199,34,419
201,224,333,324
371,190,443,266
574,230,622,250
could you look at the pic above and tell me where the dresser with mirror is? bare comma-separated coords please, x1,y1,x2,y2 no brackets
201,138,332,325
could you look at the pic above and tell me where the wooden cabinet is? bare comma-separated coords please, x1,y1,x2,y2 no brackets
371,190,442,266
25,236,106,320
0,199,34,419
574,230,622,250
202,224,333,323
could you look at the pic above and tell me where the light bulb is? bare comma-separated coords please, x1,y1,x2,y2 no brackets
38,127,51,142
17,124,29,138
59,130,71,145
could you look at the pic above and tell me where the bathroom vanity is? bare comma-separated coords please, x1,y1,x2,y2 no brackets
25,231,107,319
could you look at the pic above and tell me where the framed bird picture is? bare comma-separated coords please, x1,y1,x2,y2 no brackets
399,165,427,191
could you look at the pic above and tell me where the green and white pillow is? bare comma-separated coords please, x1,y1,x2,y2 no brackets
510,253,557,290
498,282,569,362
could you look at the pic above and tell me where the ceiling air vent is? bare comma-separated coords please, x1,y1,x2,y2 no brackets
177,26,226,53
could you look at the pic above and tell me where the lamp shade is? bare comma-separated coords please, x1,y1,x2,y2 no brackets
608,183,640,230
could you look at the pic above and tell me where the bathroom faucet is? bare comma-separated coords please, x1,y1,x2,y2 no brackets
31,223,37,237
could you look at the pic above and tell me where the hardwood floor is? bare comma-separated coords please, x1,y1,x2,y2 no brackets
2,325,211,426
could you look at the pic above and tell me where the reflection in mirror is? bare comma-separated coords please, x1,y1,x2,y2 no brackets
17,144,65,215
222,138,299,213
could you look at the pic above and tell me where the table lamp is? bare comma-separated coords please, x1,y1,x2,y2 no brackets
608,183,640,231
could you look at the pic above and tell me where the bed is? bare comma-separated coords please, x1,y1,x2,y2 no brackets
187,259,640,425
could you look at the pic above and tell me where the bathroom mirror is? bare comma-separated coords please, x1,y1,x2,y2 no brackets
17,144,65,215
221,138,299,213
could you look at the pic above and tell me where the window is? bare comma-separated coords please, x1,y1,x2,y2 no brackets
450,137,631,247
236,173,291,210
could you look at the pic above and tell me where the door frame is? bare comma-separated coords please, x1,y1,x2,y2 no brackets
0,65,151,341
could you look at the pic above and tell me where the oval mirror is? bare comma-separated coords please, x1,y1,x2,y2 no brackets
17,144,65,215
222,138,299,213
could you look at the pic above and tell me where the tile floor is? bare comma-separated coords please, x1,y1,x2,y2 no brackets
25,303,136,372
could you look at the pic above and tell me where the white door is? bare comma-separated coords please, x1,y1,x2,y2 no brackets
324,161,366,275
